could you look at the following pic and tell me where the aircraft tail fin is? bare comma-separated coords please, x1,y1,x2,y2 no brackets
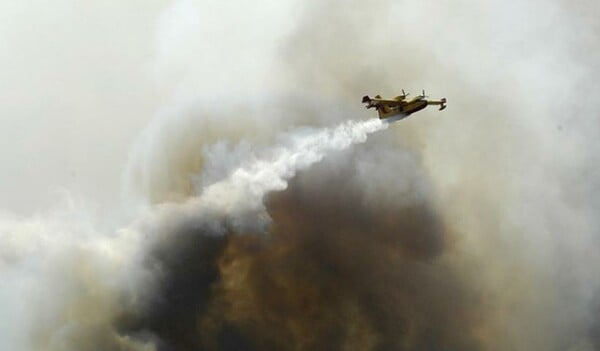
439,98,447,111
363,95,377,109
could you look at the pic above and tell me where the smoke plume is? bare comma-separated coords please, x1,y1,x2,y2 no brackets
1,0,600,350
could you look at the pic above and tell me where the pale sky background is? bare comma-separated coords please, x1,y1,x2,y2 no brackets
0,1,167,215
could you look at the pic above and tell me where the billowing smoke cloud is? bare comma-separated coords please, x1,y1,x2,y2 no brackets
204,158,481,351
1,0,600,350
114,128,479,351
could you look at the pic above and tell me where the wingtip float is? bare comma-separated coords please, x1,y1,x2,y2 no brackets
362,90,447,121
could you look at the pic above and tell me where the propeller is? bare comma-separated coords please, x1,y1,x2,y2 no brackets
421,89,428,98
402,89,409,98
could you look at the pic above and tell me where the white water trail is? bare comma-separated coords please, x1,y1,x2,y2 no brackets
195,118,388,231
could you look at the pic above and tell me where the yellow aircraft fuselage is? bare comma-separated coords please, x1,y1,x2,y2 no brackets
377,98,428,119
362,93,446,120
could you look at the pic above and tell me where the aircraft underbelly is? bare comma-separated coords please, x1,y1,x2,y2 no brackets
378,108,405,119
379,110,409,120
404,102,427,115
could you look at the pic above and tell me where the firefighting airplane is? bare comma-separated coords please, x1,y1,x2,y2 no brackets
362,90,447,121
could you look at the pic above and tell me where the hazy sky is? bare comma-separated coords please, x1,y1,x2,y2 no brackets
0,1,168,215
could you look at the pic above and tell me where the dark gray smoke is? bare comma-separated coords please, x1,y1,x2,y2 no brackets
207,151,480,351
109,135,485,351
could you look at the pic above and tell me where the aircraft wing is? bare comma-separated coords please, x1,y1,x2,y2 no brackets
362,95,404,107
373,98,403,105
